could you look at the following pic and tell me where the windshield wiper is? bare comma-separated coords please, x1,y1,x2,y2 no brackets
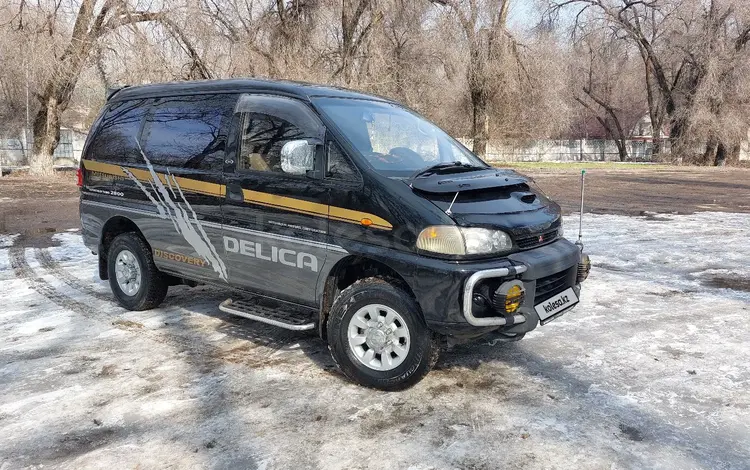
409,161,486,179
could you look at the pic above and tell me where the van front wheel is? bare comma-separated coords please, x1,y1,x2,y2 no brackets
327,278,439,390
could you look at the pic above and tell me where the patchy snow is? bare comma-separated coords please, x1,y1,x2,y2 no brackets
0,233,19,248
0,212,749,469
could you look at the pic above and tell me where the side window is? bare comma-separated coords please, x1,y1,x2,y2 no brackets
238,113,306,172
141,94,236,171
86,100,148,164
326,141,358,180
236,94,325,174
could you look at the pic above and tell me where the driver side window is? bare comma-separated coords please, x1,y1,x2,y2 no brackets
234,94,325,175
327,141,358,180
238,112,306,173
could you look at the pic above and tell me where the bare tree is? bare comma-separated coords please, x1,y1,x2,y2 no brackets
333,0,381,85
11,0,163,175
430,0,525,157
550,0,750,165
571,24,645,161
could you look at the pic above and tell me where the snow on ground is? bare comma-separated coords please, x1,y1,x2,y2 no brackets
0,233,19,248
1,212,749,469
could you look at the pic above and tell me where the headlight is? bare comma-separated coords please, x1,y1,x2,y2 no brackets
416,226,512,256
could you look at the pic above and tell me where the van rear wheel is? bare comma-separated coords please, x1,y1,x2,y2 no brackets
107,233,168,311
327,277,439,390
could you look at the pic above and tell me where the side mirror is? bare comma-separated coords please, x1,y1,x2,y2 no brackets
280,140,316,175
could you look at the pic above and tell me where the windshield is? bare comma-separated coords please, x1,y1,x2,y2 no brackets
313,97,487,177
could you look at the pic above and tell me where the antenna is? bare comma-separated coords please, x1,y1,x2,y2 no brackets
575,169,586,251
446,191,459,216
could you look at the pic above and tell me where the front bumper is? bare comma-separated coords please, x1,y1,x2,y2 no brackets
410,238,584,337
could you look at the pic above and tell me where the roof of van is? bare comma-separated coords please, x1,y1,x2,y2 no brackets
109,78,396,104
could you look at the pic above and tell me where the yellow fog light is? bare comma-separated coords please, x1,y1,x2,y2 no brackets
492,280,526,314
505,285,524,312
577,254,591,283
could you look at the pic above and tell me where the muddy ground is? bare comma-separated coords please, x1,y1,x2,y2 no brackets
2,166,749,246
524,165,750,215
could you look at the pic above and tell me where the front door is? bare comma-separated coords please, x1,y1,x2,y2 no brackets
222,94,329,306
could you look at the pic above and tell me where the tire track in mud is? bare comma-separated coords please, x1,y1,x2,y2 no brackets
34,247,112,302
10,245,103,323
10,243,317,368
9,243,214,356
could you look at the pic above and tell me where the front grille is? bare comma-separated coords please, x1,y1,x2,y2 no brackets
516,228,559,250
534,266,575,304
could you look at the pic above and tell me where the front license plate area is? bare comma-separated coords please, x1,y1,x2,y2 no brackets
535,287,578,324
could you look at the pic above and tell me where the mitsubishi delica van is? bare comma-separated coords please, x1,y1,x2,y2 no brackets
79,79,590,390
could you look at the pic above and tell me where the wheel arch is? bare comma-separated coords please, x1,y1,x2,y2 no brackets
318,254,420,340
98,215,148,280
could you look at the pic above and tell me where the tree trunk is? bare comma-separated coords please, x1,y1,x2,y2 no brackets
714,142,727,166
715,141,741,166
471,90,489,157
30,96,62,176
652,138,661,158
728,142,742,165
614,139,627,162
703,135,718,165
644,61,663,159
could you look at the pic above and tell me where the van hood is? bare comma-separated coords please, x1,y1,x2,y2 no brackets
406,168,562,237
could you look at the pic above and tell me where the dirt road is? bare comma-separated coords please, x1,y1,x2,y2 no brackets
3,166,749,247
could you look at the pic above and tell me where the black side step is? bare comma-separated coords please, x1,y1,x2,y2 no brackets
219,297,316,331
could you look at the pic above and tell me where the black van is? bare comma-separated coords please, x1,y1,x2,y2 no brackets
79,79,590,390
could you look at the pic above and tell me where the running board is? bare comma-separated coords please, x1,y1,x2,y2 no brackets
219,298,316,331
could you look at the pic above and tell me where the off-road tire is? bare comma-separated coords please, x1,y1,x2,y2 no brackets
107,232,168,311
327,277,439,391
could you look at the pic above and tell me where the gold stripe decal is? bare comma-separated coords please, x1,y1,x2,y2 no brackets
83,160,225,197
82,159,392,230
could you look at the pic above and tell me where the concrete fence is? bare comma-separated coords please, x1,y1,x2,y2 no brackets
461,138,750,162
0,129,87,170
456,138,673,162
1,131,747,170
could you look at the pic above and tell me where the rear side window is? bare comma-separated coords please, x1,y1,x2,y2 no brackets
141,94,236,171
86,100,148,164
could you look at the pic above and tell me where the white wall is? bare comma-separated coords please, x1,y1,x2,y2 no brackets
0,128,87,168
458,138,750,162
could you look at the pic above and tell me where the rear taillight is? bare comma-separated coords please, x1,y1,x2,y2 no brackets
76,168,83,187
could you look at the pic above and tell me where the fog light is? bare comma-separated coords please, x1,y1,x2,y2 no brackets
492,280,526,314
577,254,591,283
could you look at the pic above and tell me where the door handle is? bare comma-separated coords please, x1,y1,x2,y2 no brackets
227,183,244,202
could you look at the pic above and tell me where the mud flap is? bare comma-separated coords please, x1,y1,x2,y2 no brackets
98,246,108,280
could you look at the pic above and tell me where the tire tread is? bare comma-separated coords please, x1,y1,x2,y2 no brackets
327,277,439,391
107,232,168,311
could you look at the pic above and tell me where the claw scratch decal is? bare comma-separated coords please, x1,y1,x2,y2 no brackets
122,142,229,282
